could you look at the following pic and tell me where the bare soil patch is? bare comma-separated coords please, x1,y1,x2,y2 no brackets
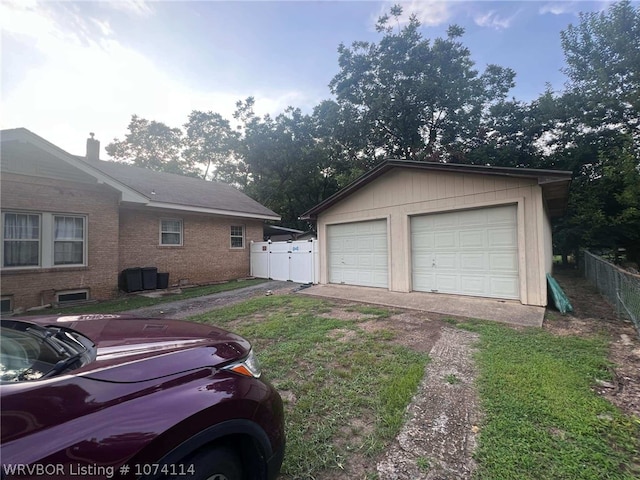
546,269,640,418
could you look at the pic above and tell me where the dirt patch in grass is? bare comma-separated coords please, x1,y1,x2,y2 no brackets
546,269,640,418
319,305,378,321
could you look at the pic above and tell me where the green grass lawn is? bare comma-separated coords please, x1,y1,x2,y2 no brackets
188,296,429,479
18,278,267,316
13,275,638,478
458,320,640,480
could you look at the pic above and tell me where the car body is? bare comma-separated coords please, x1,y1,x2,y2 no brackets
0,315,285,480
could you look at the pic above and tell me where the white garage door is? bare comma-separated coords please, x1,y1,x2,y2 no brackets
411,205,519,299
327,220,388,288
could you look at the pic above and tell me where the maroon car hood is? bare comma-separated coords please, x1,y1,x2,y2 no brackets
26,315,251,382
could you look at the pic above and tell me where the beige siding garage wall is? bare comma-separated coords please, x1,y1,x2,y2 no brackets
317,168,552,306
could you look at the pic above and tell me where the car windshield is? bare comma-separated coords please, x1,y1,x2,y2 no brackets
0,320,96,382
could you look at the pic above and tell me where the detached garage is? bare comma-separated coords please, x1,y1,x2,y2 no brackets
300,160,572,307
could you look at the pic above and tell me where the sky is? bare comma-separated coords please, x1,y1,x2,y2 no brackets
0,0,622,158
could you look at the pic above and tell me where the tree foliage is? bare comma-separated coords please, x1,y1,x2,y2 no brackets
183,111,244,184
106,115,195,176
104,1,639,260
234,99,341,229
547,0,640,263
329,6,515,162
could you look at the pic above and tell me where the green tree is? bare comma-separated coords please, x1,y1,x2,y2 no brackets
329,6,515,162
106,115,195,176
560,0,639,145
183,111,245,184
234,100,341,229
548,1,640,264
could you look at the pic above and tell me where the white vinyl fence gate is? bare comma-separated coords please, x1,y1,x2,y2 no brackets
250,239,319,284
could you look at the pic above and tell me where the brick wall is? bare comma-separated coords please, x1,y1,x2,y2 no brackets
1,173,267,312
119,207,263,286
1,173,121,312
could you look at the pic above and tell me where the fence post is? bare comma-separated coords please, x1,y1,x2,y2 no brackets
615,269,621,320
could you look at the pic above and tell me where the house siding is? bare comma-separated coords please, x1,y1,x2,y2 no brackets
1,173,121,311
317,168,551,306
119,207,263,286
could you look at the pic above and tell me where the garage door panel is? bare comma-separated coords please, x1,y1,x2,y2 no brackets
436,274,458,291
488,228,517,247
460,253,485,270
460,276,486,295
357,237,375,250
457,209,486,226
434,216,457,228
434,232,456,249
413,273,435,291
435,254,457,270
489,252,518,271
488,206,516,224
412,233,434,249
459,230,485,248
373,254,387,268
490,277,519,297
412,205,519,300
328,220,388,288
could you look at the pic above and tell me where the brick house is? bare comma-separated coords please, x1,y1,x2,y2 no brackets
0,128,280,313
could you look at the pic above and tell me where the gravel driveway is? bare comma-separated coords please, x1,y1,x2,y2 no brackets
120,280,299,319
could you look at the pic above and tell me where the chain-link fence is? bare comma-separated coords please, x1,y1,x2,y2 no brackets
583,250,640,337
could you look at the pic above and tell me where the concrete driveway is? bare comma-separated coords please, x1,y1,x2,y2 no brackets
298,284,545,327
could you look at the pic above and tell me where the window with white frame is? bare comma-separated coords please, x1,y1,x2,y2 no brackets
160,219,182,245
2,212,86,269
3,212,40,267
54,215,85,265
230,225,244,249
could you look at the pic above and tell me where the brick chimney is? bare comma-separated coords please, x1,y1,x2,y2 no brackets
86,132,100,161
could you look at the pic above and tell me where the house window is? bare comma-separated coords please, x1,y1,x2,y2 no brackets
1,212,86,269
1,297,12,314
230,225,244,249
54,215,85,265
56,290,89,304
3,213,40,267
160,219,182,246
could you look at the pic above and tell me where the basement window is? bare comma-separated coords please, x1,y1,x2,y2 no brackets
1,297,12,314
56,290,89,304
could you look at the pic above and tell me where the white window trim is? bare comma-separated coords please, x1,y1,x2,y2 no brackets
230,225,245,249
159,218,183,246
1,211,87,270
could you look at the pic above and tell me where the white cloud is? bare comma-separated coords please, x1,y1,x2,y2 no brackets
101,0,154,18
0,0,308,158
539,2,579,16
375,1,453,28
539,1,613,16
474,10,517,30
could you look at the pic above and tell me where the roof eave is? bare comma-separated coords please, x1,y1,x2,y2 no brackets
299,159,573,221
145,201,281,221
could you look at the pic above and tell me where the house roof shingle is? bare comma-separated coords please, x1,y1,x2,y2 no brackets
1,128,279,221
88,159,278,219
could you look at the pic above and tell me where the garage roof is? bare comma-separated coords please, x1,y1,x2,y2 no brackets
300,159,572,220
